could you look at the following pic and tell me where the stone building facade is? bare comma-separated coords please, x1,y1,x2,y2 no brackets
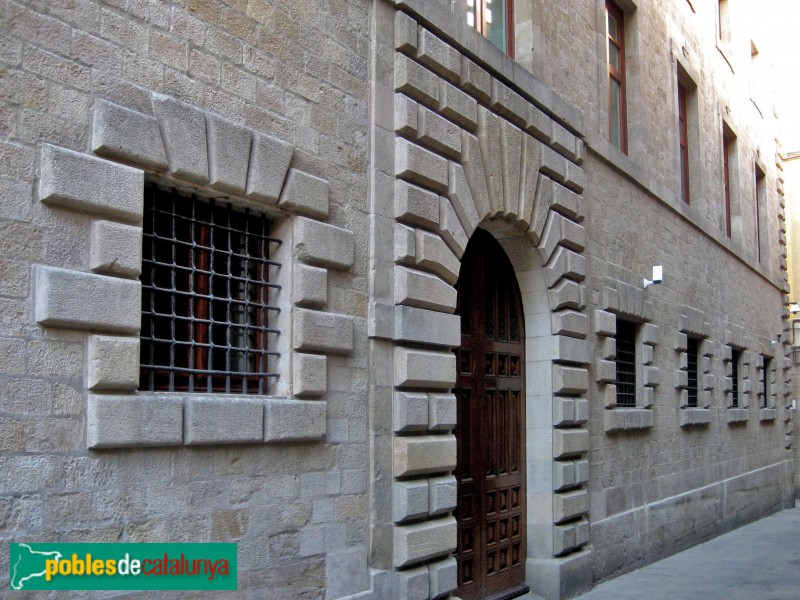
0,0,793,599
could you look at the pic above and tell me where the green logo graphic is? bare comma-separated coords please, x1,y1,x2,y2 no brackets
9,543,237,591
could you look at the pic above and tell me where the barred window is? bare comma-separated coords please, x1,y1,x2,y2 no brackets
761,357,771,408
614,319,637,407
730,347,740,407
687,337,699,407
140,185,281,394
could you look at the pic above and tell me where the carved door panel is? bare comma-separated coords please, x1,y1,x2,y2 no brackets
454,229,527,600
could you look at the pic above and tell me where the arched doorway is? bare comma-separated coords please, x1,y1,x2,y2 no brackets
454,228,528,600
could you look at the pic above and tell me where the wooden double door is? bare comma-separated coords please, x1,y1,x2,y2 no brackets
454,229,528,600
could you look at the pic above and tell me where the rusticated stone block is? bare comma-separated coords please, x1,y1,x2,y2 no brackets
438,196,469,258
36,266,141,334
264,399,326,442
294,217,354,270
293,264,327,308
293,308,354,355
538,211,587,265
395,223,416,264
594,310,616,336
460,56,491,102
642,323,660,346
544,246,587,288
527,103,553,142
394,391,429,432
553,518,588,556
395,53,439,108
185,396,263,444
293,353,327,398
553,429,589,458
428,475,457,516
428,556,457,598
553,365,588,395
416,229,459,285
428,393,457,431
417,105,461,158
396,138,448,194
152,94,208,183
395,266,457,313
87,335,139,390
595,359,616,383
490,79,527,128
554,489,589,524
551,121,580,163
395,347,456,389
395,305,460,348
394,10,417,54
448,161,482,234
395,93,419,137
39,144,143,223
548,280,586,311
395,179,440,230
553,397,589,427
394,480,429,523
91,99,168,172
207,113,251,195
418,29,460,81
393,516,457,567
439,80,478,130
246,132,294,204
90,220,142,278
278,169,329,219
394,566,429,600
551,310,588,339
87,394,182,448
394,435,456,477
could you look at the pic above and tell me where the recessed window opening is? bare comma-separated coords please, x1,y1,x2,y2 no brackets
761,357,771,408
467,0,514,56
678,80,691,204
755,164,766,263
730,347,740,407
687,337,699,407
607,1,627,153
140,185,281,394
615,319,637,407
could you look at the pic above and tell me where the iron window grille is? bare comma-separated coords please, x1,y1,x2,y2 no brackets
686,337,699,407
761,357,770,408
614,319,637,407
730,347,740,407
140,185,281,394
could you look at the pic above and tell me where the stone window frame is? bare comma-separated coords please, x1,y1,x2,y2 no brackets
676,306,712,427
723,342,750,424
34,95,356,449
758,351,778,421
466,0,515,57
605,0,628,154
595,282,659,433
716,0,734,71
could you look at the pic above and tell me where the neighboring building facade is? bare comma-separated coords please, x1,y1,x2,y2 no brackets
0,1,793,599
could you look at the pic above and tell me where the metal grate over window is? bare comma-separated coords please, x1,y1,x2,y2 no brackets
730,347,740,407
761,357,770,408
686,337,699,407
614,319,636,407
140,185,281,394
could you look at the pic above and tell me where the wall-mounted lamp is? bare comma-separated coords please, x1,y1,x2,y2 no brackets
790,303,800,315
643,266,663,289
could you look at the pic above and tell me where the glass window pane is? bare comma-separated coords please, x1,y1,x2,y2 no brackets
608,41,619,71
610,78,621,148
607,11,619,40
485,0,507,53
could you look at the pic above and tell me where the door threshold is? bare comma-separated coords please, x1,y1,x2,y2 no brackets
483,584,530,600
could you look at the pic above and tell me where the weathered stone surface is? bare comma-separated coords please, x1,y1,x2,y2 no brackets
394,10,418,54
396,138,448,193
553,428,589,458
415,229,459,285
394,435,456,477
417,29,460,81
396,179,440,230
439,196,469,257
152,93,208,183
439,80,478,130
448,161,482,235
395,305,460,347
264,399,326,442
394,566,429,600
36,266,141,334
394,480,429,523
501,120,523,219
91,99,168,172
428,475,457,515
207,113,251,194
551,310,588,339
394,391,429,432
417,105,461,158
293,264,328,308
461,132,492,225
553,365,589,394
90,220,142,278
87,395,182,448
538,211,587,265
246,132,294,204
393,516,457,567
548,279,586,311
39,144,143,223
491,78,528,128
87,335,140,390
294,217,354,270
395,266,457,313
395,347,456,389
478,107,505,217
293,353,327,398
185,396,263,444
460,57,491,102
428,393,457,431
544,246,587,288
395,53,439,108
278,169,329,219
293,308,354,355
395,93,419,137
428,556,457,598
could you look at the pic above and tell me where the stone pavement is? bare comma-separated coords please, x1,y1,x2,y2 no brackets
565,502,800,600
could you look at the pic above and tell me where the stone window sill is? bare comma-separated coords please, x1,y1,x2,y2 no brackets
759,408,776,422
604,408,654,433
726,407,749,424
680,407,711,428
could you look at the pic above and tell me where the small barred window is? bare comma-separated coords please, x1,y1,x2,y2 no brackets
614,319,637,407
761,357,771,408
140,185,281,394
686,337,699,407
730,347,740,407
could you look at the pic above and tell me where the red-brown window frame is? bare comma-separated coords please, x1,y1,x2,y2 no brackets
755,164,765,263
468,0,515,57
678,80,691,204
606,1,628,154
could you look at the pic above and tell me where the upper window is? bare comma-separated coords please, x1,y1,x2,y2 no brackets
730,347,740,407
717,0,730,46
467,0,514,56
761,357,771,408
755,164,766,263
606,1,627,153
678,79,690,204
614,319,637,407
722,124,736,238
686,337,699,407
139,185,281,395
